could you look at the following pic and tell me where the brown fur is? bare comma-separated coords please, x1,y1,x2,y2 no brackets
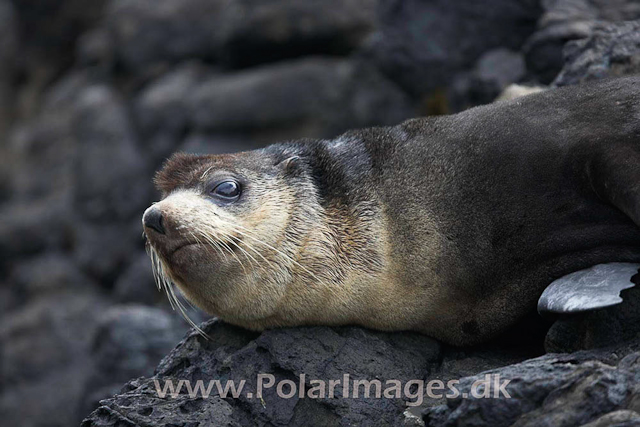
145,76,640,345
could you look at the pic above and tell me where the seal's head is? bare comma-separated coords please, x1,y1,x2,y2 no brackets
143,141,390,333
143,149,319,328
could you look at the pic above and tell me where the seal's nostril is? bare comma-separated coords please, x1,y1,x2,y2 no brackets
144,208,165,235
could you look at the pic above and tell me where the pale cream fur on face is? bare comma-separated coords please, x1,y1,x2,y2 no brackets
146,175,449,337
148,186,294,322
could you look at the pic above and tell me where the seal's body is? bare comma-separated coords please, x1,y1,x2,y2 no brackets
144,76,640,345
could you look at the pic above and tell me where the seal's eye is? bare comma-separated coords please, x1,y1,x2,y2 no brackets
211,180,241,200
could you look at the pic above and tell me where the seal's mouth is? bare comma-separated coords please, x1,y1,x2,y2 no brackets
143,233,203,258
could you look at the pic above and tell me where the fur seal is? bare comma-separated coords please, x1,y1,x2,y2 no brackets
143,76,640,346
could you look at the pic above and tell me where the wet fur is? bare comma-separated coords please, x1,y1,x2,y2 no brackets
146,76,640,346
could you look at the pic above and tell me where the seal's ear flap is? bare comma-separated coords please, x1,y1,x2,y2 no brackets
278,155,301,173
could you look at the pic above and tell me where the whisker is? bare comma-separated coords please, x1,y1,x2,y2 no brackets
198,227,248,274
204,222,276,270
200,166,214,180
145,242,209,338
213,227,262,270
220,221,323,283
169,283,208,337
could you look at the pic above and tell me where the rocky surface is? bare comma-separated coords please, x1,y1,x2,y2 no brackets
77,271,640,427
449,48,527,113
3,1,640,427
365,0,542,100
77,305,190,418
81,319,546,427
104,0,377,71
554,20,640,87
424,346,640,426
81,313,640,426
0,0,18,201
524,0,640,84
545,285,640,354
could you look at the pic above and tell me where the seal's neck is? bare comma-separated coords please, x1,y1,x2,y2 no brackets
258,201,390,326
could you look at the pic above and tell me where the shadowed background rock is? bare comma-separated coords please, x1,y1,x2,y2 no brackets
2,1,640,426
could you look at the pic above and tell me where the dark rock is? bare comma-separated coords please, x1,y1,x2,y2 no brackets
113,252,162,305
0,1,18,165
4,77,152,284
134,62,211,163
9,252,95,299
72,219,143,284
105,0,376,72
7,71,89,202
472,50,527,94
0,0,18,76
366,0,542,98
423,348,640,427
0,364,96,427
72,84,150,221
0,291,108,427
105,0,225,71
82,319,442,426
76,28,116,71
434,345,539,387
0,291,106,384
189,57,414,140
0,285,17,316
80,318,640,426
450,48,527,112
0,199,73,268
554,20,640,87
137,58,414,152
78,305,189,417
430,311,550,387
218,0,376,67
581,410,640,427
9,122,75,202
9,0,108,116
524,0,640,84
545,286,640,353
180,133,263,155
547,0,640,22
11,0,108,64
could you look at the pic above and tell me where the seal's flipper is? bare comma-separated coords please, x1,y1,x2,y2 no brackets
537,263,640,318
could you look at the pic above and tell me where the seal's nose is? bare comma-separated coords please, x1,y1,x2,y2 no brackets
143,207,165,235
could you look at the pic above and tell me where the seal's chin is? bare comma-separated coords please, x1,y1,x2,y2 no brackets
158,242,262,319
